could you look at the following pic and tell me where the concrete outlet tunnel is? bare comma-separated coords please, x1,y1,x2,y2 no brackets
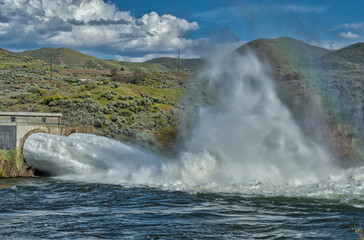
0,112,94,176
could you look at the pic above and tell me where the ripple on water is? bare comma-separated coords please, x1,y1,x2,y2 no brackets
0,178,362,239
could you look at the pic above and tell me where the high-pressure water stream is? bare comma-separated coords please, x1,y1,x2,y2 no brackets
23,52,348,191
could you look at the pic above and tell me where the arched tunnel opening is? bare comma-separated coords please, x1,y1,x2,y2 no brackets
21,130,52,177
32,168,53,177
21,129,87,177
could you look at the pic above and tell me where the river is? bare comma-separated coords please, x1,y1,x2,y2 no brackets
0,176,363,239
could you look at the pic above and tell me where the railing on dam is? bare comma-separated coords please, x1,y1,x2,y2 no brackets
60,113,95,127
0,113,95,127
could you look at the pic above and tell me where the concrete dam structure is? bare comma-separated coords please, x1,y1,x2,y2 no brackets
0,112,94,151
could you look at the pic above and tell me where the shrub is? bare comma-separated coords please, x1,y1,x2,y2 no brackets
131,69,146,84
101,91,117,100
42,94,62,105
111,82,120,89
19,94,36,104
37,89,49,96
118,95,127,100
77,91,91,99
156,126,178,152
110,69,127,82
81,83,97,91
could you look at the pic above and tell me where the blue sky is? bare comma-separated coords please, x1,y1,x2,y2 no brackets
0,0,363,61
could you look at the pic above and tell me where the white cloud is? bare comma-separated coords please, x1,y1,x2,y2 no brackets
116,54,178,62
195,4,326,19
330,22,364,31
339,31,361,40
0,0,200,53
115,41,245,62
280,5,327,13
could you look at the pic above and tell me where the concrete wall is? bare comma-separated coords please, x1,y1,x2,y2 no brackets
0,112,94,152
0,115,61,125
0,126,17,149
0,125,94,151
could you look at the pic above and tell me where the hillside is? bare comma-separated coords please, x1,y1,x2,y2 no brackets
237,37,331,77
20,47,166,72
21,47,96,67
318,42,364,70
145,57,205,72
0,48,187,155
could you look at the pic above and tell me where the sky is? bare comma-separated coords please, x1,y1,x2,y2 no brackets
0,0,363,61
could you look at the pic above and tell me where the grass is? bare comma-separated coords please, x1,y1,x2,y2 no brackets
0,149,33,178
355,224,364,240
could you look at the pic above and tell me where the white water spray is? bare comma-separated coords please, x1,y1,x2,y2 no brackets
24,52,341,190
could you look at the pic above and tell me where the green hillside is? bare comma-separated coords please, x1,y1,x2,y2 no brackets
0,47,187,156
237,37,331,77
21,47,95,67
145,57,204,72
318,42,364,70
20,47,166,72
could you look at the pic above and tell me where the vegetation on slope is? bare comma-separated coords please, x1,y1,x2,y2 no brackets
238,37,331,77
145,57,205,72
318,42,364,70
0,149,33,178
0,48,188,177
20,47,166,71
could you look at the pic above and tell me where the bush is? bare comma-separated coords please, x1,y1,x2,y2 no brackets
156,126,178,152
131,69,146,84
111,82,120,89
101,91,117,100
110,69,146,84
80,83,97,91
19,94,36,104
77,91,91,99
37,89,49,96
42,94,62,105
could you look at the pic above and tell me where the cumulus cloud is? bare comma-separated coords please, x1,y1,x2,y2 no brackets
0,0,200,54
339,31,361,39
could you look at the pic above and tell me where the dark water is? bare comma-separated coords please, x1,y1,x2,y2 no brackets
0,178,362,239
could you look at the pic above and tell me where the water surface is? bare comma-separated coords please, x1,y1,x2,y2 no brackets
0,178,362,239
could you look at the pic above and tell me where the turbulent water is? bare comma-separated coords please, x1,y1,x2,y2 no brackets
0,178,362,239
23,132,364,199
9,52,364,238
